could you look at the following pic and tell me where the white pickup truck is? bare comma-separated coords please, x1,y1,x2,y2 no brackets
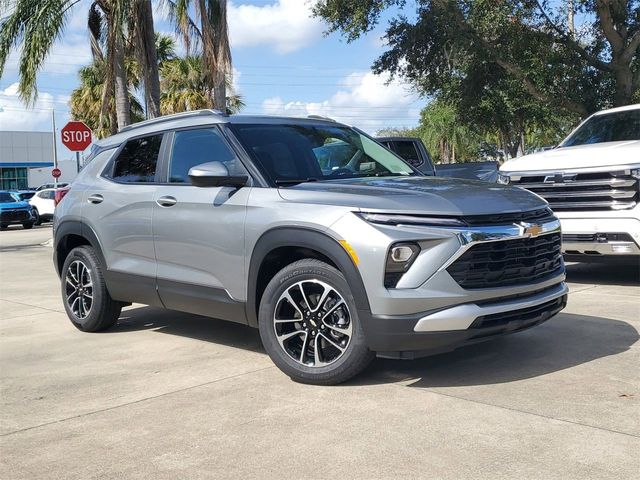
499,104,640,263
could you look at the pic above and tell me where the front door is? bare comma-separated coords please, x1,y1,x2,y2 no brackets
152,127,251,323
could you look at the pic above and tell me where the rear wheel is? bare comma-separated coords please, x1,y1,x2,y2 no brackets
258,259,374,385
61,246,121,332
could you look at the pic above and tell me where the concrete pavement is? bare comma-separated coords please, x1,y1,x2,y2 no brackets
1,226,639,479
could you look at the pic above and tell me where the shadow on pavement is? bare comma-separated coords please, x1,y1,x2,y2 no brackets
565,262,640,286
353,313,638,387
110,307,637,388
112,306,265,354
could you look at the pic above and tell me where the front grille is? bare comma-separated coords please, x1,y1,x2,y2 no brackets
0,209,29,222
447,232,563,289
511,170,638,211
462,207,555,226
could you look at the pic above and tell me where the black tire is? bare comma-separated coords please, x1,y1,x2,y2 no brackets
61,246,122,332
32,208,41,225
0,224,8,230
258,259,374,385
22,222,34,229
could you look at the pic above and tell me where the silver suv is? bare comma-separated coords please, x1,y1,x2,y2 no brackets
54,110,568,384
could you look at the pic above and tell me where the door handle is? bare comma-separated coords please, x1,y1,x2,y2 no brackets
156,196,177,207
87,194,103,204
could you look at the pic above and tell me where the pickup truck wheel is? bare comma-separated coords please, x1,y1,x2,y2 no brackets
61,246,121,332
259,259,374,385
22,222,34,229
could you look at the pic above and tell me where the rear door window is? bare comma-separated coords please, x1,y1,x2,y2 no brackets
107,134,163,183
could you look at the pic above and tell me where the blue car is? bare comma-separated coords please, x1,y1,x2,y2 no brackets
0,190,36,230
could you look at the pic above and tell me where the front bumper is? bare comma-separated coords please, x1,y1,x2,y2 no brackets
558,215,640,258
0,209,34,224
330,212,568,356
361,283,567,357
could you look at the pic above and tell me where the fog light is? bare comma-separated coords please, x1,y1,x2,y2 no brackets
391,245,415,262
612,245,633,253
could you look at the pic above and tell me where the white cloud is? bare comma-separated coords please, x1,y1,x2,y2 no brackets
229,0,323,54
0,83,70,132
261,72,423,133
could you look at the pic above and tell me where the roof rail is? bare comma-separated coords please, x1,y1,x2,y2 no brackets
307,114,336,122
119,109,226,133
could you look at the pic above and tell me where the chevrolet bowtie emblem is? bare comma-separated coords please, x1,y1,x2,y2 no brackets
522,223,543,237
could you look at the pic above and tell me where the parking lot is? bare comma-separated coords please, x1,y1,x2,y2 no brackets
0,225,638,479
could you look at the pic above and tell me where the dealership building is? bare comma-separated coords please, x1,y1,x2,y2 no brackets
0,131,78,190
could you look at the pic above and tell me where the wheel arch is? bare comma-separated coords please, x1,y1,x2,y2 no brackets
246,227,371,328
54,221,106,277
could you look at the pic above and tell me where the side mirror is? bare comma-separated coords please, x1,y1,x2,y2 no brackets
188,161,248,188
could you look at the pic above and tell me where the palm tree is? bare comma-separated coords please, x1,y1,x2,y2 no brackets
132,0,161,118
70,33,174,137
160,55,244,114
0,0,163,127
166,0,232,111
419,101,477,163
69,61,144,139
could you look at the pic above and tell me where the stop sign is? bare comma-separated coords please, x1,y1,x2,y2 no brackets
61,121,92,152
52,168,61,178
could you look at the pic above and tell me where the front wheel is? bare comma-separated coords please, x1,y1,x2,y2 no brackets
22,222,34,229
258,259,374,385
61,246,122,332
32,208,41,225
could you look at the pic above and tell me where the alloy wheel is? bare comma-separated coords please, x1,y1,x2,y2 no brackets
65,260,93,319
273,279,353,367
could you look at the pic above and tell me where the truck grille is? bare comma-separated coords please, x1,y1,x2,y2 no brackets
447,232,563,289
511,170,638,211
0,209,29,222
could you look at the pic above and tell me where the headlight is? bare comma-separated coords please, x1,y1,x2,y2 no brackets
357,212,466,228
497,172,510,185
385,242,420,288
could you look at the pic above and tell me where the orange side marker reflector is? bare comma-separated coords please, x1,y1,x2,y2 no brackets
339,240,360,266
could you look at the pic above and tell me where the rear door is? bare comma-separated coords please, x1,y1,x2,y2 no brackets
152,126,251,323
82,133,165,306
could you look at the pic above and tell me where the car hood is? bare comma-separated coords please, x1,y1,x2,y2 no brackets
277,176,547,216
501,140,640,173
0,201,30,210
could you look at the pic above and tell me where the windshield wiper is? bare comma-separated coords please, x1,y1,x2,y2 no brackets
275,178,319,187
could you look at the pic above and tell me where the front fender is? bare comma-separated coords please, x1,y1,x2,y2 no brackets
246,227,371,328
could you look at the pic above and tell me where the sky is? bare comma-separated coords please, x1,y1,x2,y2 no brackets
0,0,425,160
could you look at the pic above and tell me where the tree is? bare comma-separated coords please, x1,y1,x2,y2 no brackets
168,0,232,111
133,0,162,118
160,55,244,114
418,101,480,163
314,1,640,116
69,60,144,139
69,32,174,138
0,0,164,127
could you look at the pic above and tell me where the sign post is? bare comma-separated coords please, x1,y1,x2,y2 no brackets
61,121,93,174
51,110,58,187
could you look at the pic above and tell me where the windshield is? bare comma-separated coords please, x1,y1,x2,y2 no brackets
561,109,640,147
229,123,415,184
0,192,17,203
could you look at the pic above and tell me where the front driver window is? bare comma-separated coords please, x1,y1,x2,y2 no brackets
169,128,244,183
